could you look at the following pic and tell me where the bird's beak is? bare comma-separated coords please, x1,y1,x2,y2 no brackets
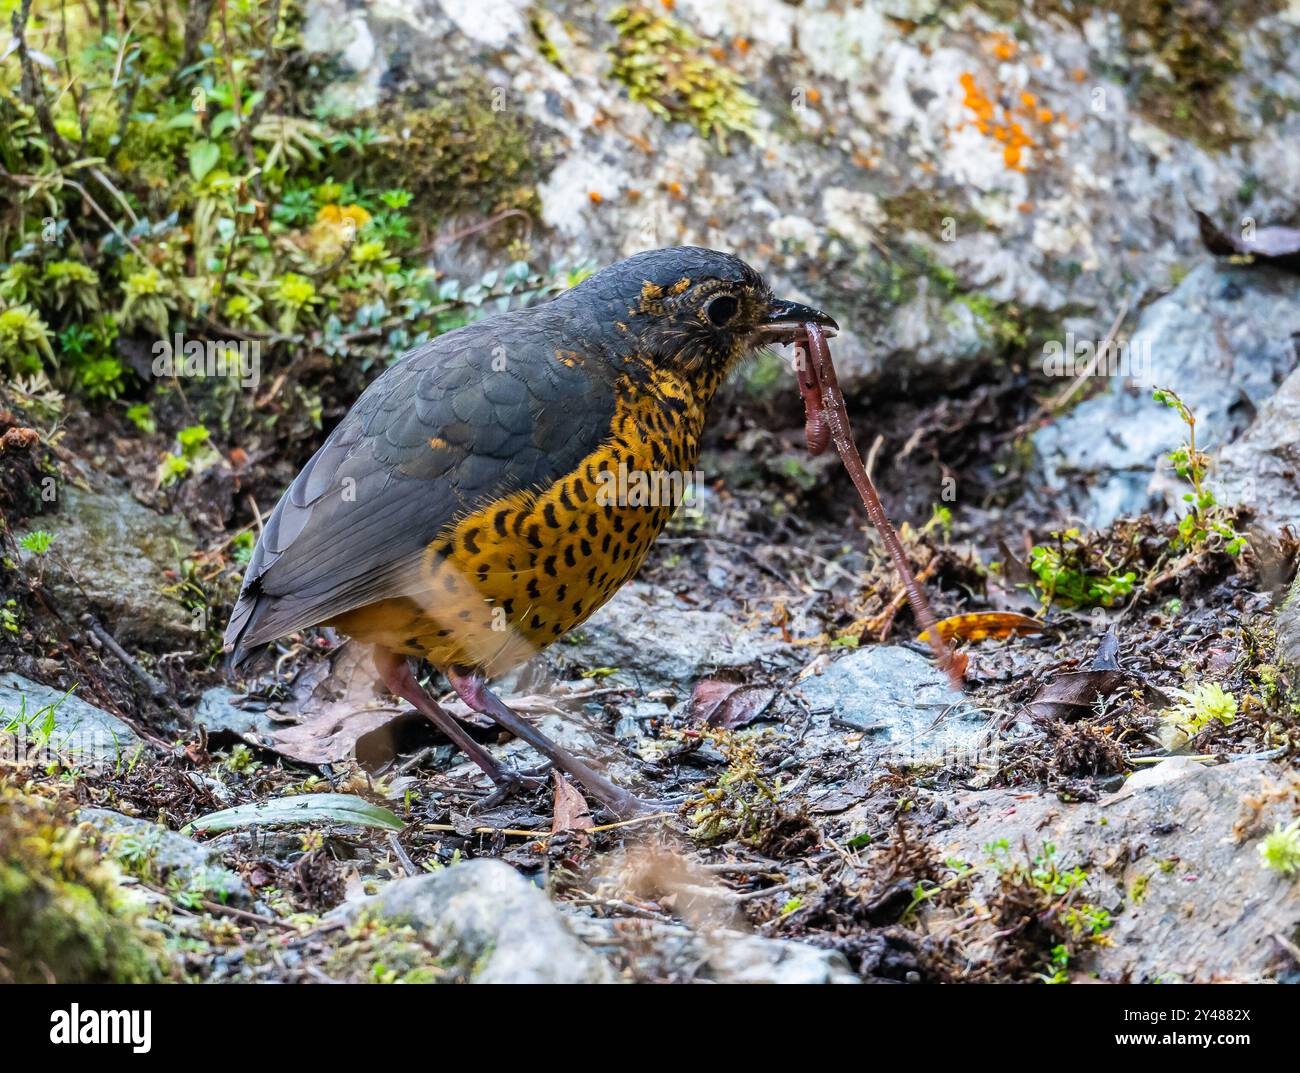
757,298,839,343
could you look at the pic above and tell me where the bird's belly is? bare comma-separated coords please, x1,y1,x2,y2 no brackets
330,404,702,676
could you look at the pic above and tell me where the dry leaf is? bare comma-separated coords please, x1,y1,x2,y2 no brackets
685,678,776,729
918,611,1044,644
551,772,593,835
1197,210,1300,274
1026,669,1127,721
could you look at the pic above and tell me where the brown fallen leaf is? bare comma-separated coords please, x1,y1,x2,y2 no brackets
1026,669,1128,722
1196,210,1300,274
685,678,776,729
918,611,1045,644
551,772,593,835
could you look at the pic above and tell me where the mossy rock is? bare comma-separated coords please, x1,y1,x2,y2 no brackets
0,789,169,983
362,79,545,225
1033,0,1284,151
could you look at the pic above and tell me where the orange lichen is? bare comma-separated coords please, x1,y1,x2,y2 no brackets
991,33,1017,60
956,70,1057,173
589,191,604,204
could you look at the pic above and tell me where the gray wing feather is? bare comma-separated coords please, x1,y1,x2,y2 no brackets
224,301,617,664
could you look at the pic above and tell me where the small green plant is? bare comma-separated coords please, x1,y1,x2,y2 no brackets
1152,387,1246,555
222,744,261,774
159,425,219,486
18,530,53,555
686,729,783,844
1159,682,1237,747
985,840,1112,982
1,691,64,750
1040,944,1071,985
1028,528,1136,609
1258,819,1300,877
924,504,954,541
0,304,55,376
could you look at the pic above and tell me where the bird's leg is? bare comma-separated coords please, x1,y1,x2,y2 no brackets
373,647,545,803
445,666,656,819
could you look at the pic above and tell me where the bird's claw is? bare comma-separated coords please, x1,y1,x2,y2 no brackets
601,791,689,821
471,769,549,813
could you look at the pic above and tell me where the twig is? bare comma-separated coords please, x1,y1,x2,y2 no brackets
387,833,417,877
247,0,281,132
0,168,143,255
11,0,66,159
199,899,297,930
1047,292,1134,413
736,881,794,902
177,0,215,80
80,612,170,701
415,209,531,255
420,811,671,840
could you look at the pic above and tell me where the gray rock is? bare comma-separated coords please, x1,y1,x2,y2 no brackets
795,646,989,760
17,484,195,644
549,581,785,691
571,917,857,984
329,859,615,983
193,688,280,745
0,671,143,764
1216,364,1300,535
78,808,250,904
1278,577,1300,672
1033,264,1300,528
300,0,1300,389
935,759,1300,982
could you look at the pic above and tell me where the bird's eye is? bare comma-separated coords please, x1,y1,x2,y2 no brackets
706,295,738,327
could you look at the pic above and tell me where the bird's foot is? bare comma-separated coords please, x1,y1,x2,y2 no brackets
599,790,688,822
470,768,549,814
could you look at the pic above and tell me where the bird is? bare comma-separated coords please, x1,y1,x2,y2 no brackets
224,246,837,817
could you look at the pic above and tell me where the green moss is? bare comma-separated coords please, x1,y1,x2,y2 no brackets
1036,0,1283,151
606,4,757,151
363,81,542,223
0,789,169,983
529,7,569,73
817,242,1062,363
325,915,459,983
879,189,989,241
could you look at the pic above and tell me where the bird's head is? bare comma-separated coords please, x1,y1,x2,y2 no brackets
568,246,838,389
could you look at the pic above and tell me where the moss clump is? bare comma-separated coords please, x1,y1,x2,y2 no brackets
0,790,168,983
606,5,757,150
1038,0,1283,150
364,83,542,223
879,190,990,240
324,915,455,983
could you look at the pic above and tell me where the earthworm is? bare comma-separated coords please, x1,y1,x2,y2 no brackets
798,322,964,688
795,346,830,455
